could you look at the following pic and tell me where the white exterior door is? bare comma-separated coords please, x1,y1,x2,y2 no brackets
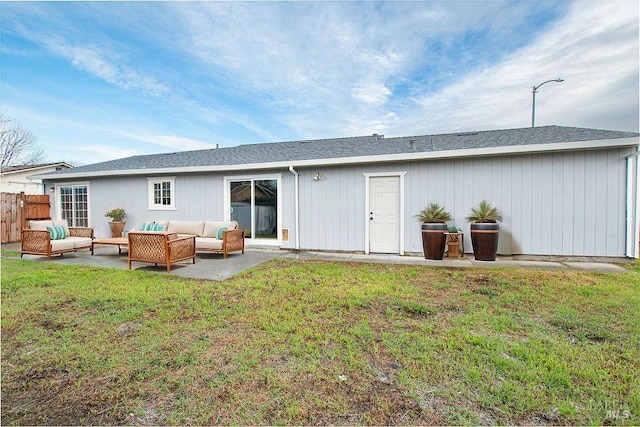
369,176,400,253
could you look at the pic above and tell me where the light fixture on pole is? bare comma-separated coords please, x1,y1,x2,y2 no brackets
531,78,564,127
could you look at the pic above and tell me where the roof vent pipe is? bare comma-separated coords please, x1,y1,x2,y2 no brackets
409,139,417,151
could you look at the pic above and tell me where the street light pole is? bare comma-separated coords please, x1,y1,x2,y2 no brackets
531,78,564,127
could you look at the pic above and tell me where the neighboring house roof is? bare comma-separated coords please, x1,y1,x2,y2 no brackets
1,162,73,175
36,126,639,179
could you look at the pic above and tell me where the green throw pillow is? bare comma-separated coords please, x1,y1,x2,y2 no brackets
46,225,66,240
46,226,58,240
140,222,155,231
216,226,227,239
153,223,165,231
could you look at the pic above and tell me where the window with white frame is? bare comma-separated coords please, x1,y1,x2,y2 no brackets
57,183,89,227
147,177,176,210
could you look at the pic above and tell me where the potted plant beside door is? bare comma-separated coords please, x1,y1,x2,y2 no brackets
105,208,126,238
465,200,503,261
416,203,451,260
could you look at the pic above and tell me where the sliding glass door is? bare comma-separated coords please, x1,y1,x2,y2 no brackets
227,175,280,242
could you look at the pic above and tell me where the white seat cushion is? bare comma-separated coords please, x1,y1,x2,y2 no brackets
64,237,92,249
167,221,204,237
29,220,55,231
195,237,223,250
49,240,76,252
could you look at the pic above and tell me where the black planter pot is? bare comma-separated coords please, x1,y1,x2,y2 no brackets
421,223,448,260
470,222,499,261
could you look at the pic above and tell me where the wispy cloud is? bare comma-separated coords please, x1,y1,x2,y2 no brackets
351,83,392,107
70,145,141,166
46,39,171,97
39,139,141,166
169,1,581,138
5,5,171,99
1,0,636,167
117,131,217,151
398,0,639,134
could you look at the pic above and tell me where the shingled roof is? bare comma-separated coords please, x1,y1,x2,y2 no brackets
1,162,72,174
37,126,638,179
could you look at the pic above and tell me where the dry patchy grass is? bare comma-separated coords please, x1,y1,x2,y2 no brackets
1,259,639,425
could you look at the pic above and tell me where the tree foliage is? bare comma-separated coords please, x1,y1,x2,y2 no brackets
1,112,46,167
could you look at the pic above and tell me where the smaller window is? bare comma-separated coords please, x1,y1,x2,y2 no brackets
147,177,176,210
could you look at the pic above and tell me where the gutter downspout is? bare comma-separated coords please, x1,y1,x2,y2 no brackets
626,147,640,258
288,166,300,250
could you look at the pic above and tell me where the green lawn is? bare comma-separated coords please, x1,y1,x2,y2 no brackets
1,258,639,425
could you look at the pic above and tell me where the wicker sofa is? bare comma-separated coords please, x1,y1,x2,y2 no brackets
21,220,94,259
135,220,245,258
127,232,196,272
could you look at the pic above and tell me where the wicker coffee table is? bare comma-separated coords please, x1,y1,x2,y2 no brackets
91,237,129,255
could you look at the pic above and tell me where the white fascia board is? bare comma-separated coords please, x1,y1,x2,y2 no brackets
37,136,639,180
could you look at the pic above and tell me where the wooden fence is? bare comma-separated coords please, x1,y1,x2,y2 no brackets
1,192,51,243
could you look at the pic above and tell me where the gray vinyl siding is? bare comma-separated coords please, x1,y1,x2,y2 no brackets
409,147,630,256
297,166,368,251
45,146,632,257
71,169,298,242
58,174,226,238
295,147,633,257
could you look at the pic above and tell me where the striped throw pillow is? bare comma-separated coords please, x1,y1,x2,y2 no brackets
153,223,165,231
216,226,228,239
140,222,155,231
46,225,66,240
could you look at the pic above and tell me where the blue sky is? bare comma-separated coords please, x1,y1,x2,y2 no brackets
1,0,638,166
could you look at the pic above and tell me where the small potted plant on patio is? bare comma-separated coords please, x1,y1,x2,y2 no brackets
105,207,126,238
445,225,462,258
416,202,451,260
465,200,503,261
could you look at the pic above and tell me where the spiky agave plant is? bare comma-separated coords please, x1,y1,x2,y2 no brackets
416,202,452,223
465,200,503,223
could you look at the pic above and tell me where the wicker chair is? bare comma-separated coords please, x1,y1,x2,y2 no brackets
127,232,196,273
196,228,245,258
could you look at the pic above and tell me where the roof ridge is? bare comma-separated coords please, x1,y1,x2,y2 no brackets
35,126,638,178
385,125,560,141
241,134,381,147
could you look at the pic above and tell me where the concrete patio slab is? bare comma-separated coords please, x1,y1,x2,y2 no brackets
288,251,630,273
3,242,633,278
563,262,629,273
466,257,567,270
15,244,284,281
515,260,569,270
